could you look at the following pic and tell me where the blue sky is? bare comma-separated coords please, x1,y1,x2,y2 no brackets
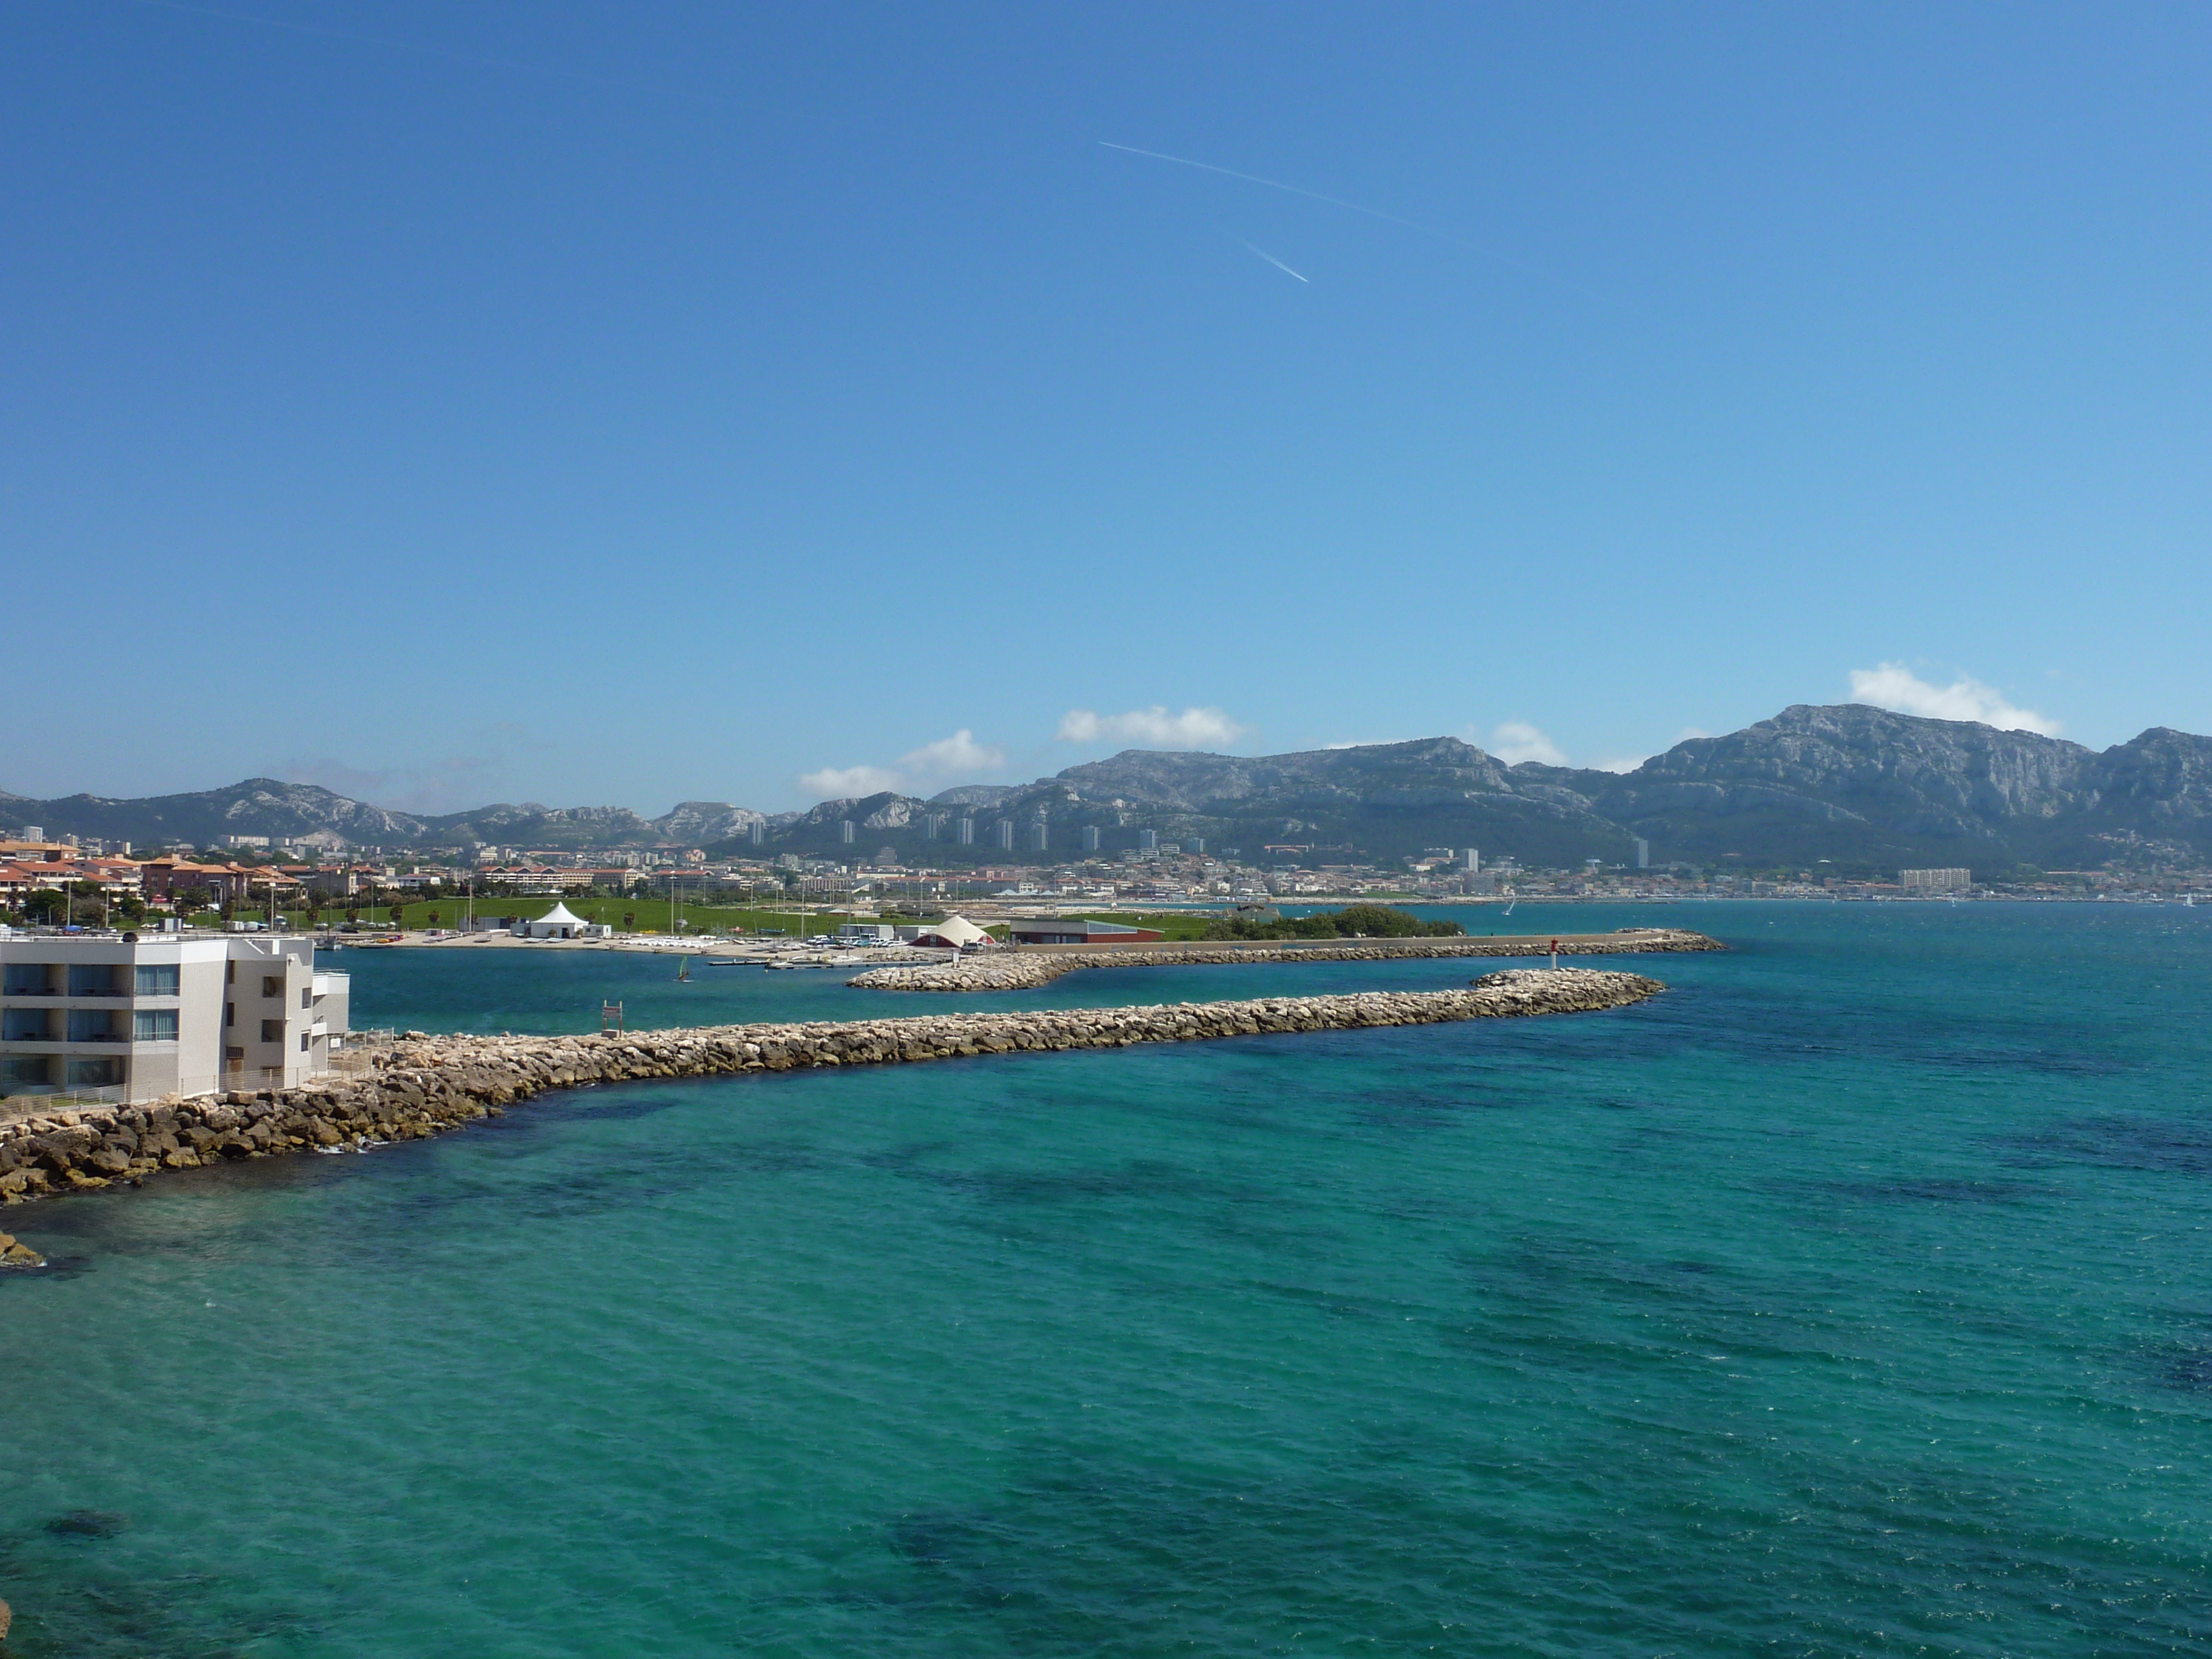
7,3,2208,812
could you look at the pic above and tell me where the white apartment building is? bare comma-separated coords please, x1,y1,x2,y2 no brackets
1898,867,1974,895
0,932,350,1105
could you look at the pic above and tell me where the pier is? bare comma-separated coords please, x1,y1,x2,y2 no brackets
846,927,1724,991
0,968,1663,1206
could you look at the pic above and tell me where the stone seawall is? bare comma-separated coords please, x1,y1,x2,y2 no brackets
848,927,1723,992
0,968,1661,1210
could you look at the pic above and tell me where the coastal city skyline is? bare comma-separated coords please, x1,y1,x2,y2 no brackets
8,701,2209,899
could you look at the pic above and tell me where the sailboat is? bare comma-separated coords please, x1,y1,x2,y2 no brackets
675,956,692,982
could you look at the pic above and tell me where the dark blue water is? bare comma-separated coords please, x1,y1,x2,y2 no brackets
4,903,2208,1655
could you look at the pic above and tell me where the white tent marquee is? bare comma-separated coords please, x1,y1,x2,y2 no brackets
908,913,993,950
523,902,591,939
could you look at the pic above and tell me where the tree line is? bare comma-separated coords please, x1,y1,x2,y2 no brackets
1202,905,1464,941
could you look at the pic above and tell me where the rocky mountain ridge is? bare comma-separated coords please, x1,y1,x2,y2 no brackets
8,705,2210,870
733,708,2212,868
1577,706,2212,867
0,782,764,856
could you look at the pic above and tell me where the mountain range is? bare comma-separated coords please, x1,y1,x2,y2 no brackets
0,782,768,857
7,704,2210,873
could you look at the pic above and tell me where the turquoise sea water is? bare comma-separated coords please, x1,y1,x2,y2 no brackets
305,903,1723,1034
4,903,2210,1656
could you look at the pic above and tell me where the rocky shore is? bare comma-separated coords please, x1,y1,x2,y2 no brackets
0,968,1660,1211
848,927,1723,991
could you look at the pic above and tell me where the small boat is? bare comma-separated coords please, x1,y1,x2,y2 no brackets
704,957,752,967
675,957,692,982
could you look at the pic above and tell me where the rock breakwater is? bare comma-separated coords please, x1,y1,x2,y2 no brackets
0,969,1661,1208
848,927,1723,991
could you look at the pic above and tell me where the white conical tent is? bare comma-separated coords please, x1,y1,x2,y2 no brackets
913,913,992,948
527,901,590,938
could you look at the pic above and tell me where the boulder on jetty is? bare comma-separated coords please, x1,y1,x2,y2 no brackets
0,968,1663,1208
847,928,1723,992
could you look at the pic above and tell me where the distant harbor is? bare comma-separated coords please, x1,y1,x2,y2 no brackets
849,928,1724,992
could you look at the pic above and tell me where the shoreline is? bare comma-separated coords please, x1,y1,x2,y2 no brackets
848,928,1724,991
0,968,1661,1212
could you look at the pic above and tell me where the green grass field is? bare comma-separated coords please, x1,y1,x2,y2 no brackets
172,898,1244,940
1068,911,1219,941
188,896,971,937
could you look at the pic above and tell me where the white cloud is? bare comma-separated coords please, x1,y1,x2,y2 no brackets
1588,754,1648,774
1675,726,1713,743
799,729,1009,802
899,729,1007,776
1486,721,1566,766
1055,705,1249,749
1847,663,2062,736
799,763,903,799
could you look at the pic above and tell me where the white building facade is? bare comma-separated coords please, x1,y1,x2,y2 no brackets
1898,868,1973,895
0,933,350,1105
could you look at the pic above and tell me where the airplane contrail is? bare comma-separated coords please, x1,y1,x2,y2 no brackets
1104,138,1615,307
1101,141,1446,240
1236,239,1309,283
